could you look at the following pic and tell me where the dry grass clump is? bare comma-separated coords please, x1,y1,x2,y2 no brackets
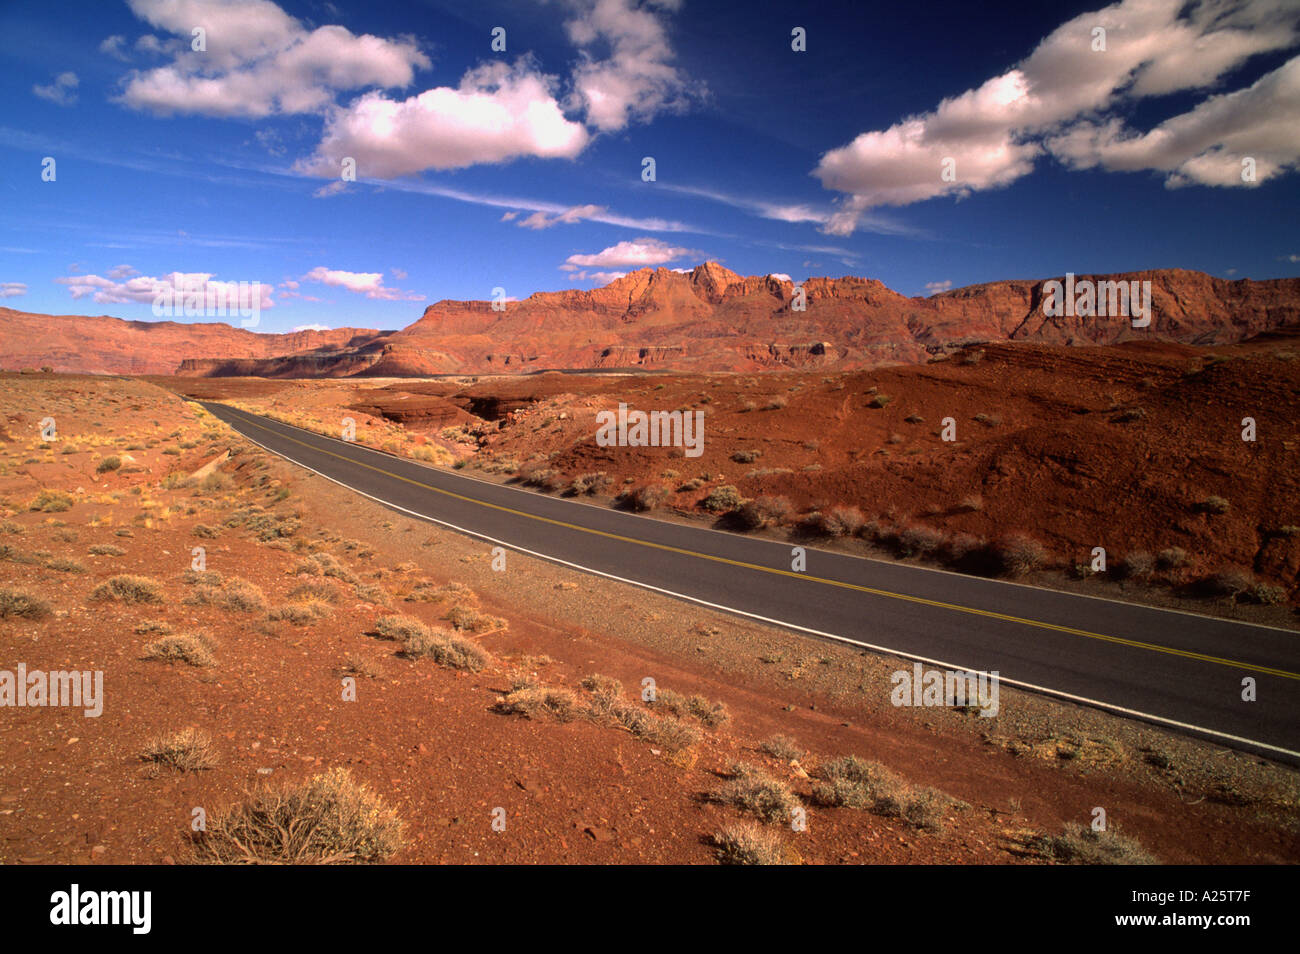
401,626,492,671
813,755,958,831
760,735,807,761
623,483,668,512
578,674,701,752
650,688,730,728
0,587,52,620
992,533,1048,576
735,495,792,531
88,543,126,556
140,727,215,772
1031,823,1158,865
566,472,613,496
287,580,344,604
1195,495,1230,515
192,768,404,864
894,523,947,556
183,577,267,613
445,603,506,634
29,490,74,513
96,455,122,473
44,556,86,573
1155,547,1188,570
269,600,332,625
405,580,473,604
373,613,429,642
713,821,787,865
292,551,359,584
496,685,580,721
712,763,799,823
144,633,217,667
92,574,164,604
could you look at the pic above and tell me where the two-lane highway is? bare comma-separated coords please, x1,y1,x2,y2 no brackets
204,402,1300,762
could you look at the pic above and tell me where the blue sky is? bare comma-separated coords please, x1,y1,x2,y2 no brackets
1,0,1297,333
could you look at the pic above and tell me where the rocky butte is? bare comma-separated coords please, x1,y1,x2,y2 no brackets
3,263,1297,377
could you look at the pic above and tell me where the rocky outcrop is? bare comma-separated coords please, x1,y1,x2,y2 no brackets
5,265,1297,377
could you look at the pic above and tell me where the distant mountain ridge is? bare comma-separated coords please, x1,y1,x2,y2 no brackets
3,264,1297,376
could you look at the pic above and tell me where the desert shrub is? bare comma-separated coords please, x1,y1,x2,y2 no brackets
578,675,699,751
993,534,1047,576
29,490,74,513
650,688,730,728
813,755,956,830
192,524,219,539
288,580,344,604
567,472,613,496
624,483,668,512
713,822,786,865
92,574,164,604
1246,582,1287,605
193,768,404,864
144,634,216,667
760,735,807,761
183,577,266,614
183,569,223,586
764,396,788,410
45,557,86,573
824,505,866,537
0,587,52,620
972,412,1000,427
1155,547,1188,570
141,728,215,772
1115,551,1155,581
580,673,624,697
200,472,232,493
1195,496,1230,515
941,532,986,564
957,495,983,512
814,755,900,810
402,625,491,671
701,485,744,513
292,552,358,584
1032,823,1157,865
88,543,126,556
406,581,473,604
374,614,429,642
445,604,505,633
868,394,894,408
134,620,172,635
730,450,761,464
713,763,799,823
269,601,332,625
496,686,579,720
1192,569,1254,598
735,495,792,531
96,456,122,474
895,523,946,557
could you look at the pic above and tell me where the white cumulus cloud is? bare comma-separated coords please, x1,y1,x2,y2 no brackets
814,0,1300,234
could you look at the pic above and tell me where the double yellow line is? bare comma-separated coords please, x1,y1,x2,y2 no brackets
221,406,1300,681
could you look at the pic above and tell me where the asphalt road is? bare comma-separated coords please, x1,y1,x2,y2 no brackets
203,402,1300,762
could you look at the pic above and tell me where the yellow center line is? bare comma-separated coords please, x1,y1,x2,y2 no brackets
219,405,1300,682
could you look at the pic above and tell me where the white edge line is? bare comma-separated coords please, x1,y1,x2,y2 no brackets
217,406,1300,763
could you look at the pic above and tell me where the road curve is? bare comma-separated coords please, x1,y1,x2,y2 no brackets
203,402,1300,762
